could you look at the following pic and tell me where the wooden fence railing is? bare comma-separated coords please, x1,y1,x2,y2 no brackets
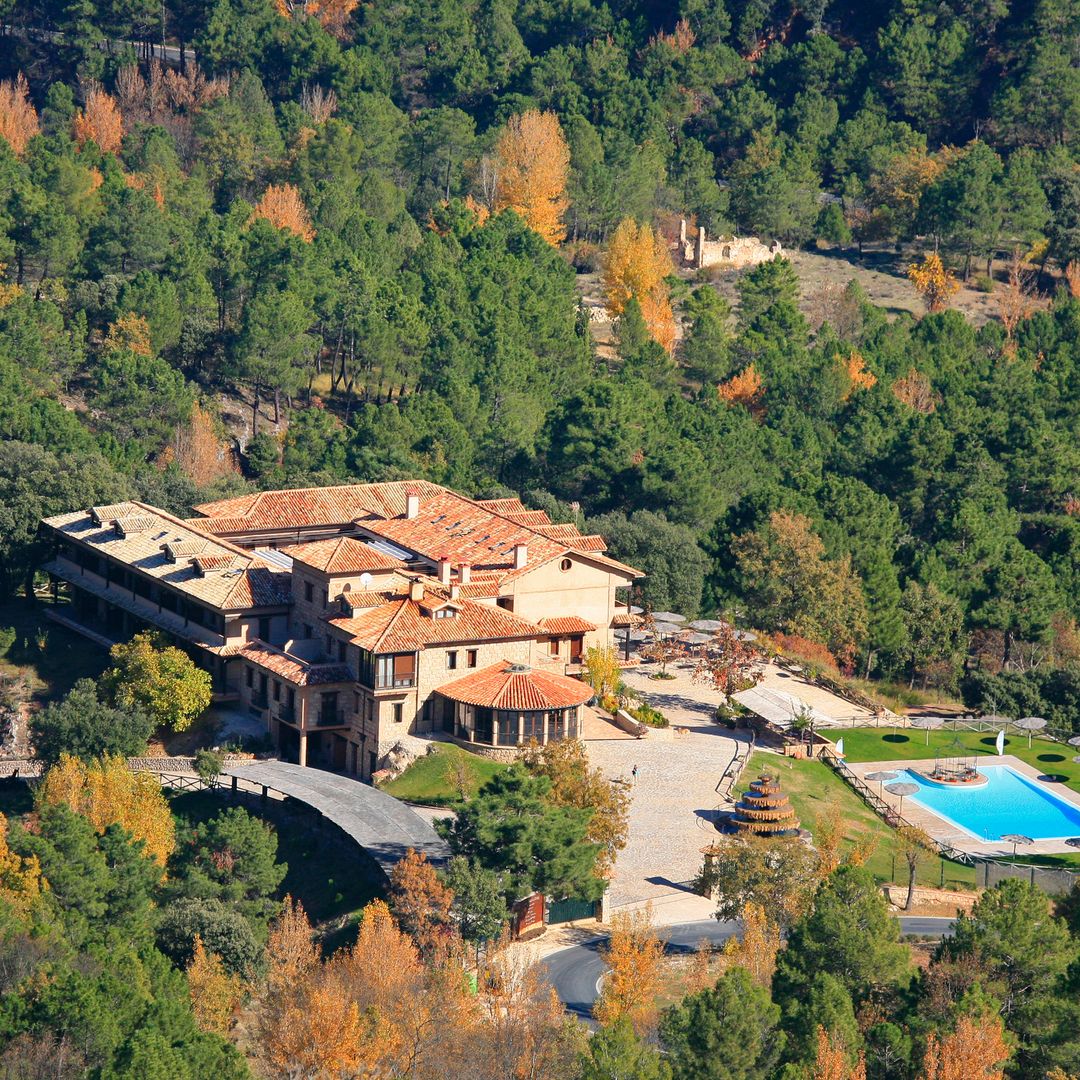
818,746,974,865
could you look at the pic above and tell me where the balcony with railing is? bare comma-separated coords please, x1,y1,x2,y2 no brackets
311,708,348,728
275,705,297,726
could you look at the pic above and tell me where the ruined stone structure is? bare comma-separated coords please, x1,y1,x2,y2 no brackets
679,219,782,271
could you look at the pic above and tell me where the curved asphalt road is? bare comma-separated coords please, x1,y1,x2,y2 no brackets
543,917,956,1020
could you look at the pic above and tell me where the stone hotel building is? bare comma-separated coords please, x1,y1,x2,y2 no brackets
40,482,642,779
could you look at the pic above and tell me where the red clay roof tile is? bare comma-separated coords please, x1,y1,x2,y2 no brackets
436,660,592,710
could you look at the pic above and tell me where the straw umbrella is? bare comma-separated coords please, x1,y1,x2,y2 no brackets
866,770,898,797
689,618,725,632
651,621,684,637
1001,833,1033,858
909,716,939,746
885,781,919,815
1068,735,1080,749
651,611,687,624
1015,716,1048,749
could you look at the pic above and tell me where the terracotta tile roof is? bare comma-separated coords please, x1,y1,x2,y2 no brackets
539,616,599,635
475,498,529,514
502,509,553,526
572,535,608,552
358,488,570,571
327,595,542,653
284,537,405,575
193,481,444,531
42,502,291,611
436,660,592,710
195,481,642,580
536,523,583,540
240,641,354,686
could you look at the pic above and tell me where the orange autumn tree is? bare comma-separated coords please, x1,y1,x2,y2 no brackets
72,85,123,154
718,363,764,412
493,109,571,245
37,754,176,868
892,368,938,413
105,312,153,357
593,907,665,1034
908,252,960,313
388,848,453,959
0,74,39,157
840,350,876,400
603,218,677,353
921,1011,1011,1080
813,1026,867,1080
275,0,360,38
250,183,316,242
173,401,238,487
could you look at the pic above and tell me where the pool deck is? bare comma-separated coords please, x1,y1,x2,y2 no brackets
846,755,1080,858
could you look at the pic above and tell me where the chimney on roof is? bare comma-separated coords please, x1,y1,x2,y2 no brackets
450,583,460,600
459,562,471,584
438,556,452,585
513,543,528,570
405,491,420,519
409,579,425,602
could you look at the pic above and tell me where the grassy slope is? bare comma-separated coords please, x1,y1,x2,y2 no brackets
382,743,507,806
748,750,976,890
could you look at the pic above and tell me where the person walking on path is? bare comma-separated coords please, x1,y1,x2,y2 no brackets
631,764,639,784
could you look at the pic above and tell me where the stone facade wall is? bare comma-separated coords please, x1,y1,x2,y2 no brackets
679,219,782,271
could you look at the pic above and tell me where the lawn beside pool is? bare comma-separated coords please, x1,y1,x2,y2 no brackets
835,728,1080,793
381,743,507,806
746,751,976,890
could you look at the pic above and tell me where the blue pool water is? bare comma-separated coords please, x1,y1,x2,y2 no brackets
901,766,1080,841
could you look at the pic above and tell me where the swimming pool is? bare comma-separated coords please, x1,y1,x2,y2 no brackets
901,766,1080,842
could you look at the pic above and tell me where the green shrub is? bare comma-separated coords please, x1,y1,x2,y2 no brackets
628,702,669,727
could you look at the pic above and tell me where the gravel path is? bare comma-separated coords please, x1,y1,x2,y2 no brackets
587,663,749,913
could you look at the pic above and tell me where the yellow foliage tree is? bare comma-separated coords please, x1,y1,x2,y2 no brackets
0,813,43,916
717,363,765,412
0,74,39,157
102,631,212,733
722,901,783,989
583,644,622,708
593,907,664,1034
105,312,153,357
187,935,244,1035
275,0,360,38
908,252,960,313
250,183,316,242
840,350,876,400
72,86,123,154
37,755,176,868
493,109,571,245
603,218,676,353
920,1011,1011,1080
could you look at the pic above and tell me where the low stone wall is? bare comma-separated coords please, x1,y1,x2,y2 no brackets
613,710,647,737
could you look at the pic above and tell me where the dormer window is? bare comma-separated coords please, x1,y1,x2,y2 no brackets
433,607,458,619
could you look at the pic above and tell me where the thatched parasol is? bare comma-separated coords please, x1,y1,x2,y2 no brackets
866,769,899,796
1015,716,1048,748
1001,833,1034,858
885,781,919,815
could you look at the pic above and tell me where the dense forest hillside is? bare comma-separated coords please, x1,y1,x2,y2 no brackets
4,0,1080,708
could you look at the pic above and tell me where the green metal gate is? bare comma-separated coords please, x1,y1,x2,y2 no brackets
547,897,598,924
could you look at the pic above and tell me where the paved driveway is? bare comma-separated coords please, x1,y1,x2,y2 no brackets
586,663,749,917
